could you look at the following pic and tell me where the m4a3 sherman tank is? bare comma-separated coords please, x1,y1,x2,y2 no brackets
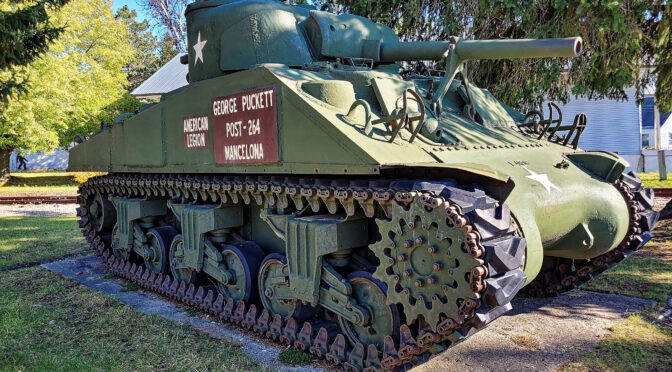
69,0,658,369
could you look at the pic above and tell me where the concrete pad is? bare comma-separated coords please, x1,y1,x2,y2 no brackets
413,291,655,372
42,256,322,372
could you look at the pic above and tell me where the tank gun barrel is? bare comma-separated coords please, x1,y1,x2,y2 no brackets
376,37,583,62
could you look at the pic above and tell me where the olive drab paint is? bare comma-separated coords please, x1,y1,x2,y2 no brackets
69,1,659,367
67,0,636,277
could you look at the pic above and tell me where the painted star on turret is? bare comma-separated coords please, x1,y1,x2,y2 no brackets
523,166,561,194
193,32,207,65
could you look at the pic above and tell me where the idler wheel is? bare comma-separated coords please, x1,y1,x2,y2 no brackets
337,272,401,349
216,242,265,303
110,223,130,261
169,234,197,284
258,254,317,320
144,226,177,274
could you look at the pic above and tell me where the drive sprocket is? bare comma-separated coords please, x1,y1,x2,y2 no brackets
371,191,486,330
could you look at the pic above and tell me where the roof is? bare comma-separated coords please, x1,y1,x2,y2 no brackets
641,97,672,129
131,53,189,98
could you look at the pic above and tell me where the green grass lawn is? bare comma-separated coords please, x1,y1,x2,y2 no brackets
638,172,672,188
0,217,88,270
0,170,101,196
1,212,670,371
559,220,672,371
0,185,78,197
0,267,259,371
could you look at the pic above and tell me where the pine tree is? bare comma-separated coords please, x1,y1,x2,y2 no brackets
0,0,68,101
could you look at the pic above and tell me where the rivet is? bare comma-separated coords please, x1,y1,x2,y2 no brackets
427,275,438,285
404,240,414,249
388,257,395,265
433,262,443,271
428,245,439,254
415,279,425,287
408,222,415,230
398,253,408,262
403,269,413,278
403,288,410,295
393,275,400,281
415,236,426,245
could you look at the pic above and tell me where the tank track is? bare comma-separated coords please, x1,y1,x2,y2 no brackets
523,171,659,297
76,173,526,371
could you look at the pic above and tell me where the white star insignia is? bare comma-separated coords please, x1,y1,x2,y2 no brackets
193,32,207,65
523,166,561,194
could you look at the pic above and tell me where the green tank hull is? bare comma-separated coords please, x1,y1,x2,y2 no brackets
68,0,658,369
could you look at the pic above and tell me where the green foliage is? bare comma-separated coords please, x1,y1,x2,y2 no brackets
0,0,135,152
278,348,312,366
116,5,177,91
0,0,69,101
335,0,670,112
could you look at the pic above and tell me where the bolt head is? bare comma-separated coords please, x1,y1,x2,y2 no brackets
265,288,274,298
408,222,415,230
403,269,413,278
398,253,408,262
392,275,400,281
388,257,396,265
415,279,425,287
433,262,443,271
404,240,413,249
415,236,426,245
428,245,439,254
427,275,438,285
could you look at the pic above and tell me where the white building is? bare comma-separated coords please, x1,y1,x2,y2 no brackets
550,88,642,169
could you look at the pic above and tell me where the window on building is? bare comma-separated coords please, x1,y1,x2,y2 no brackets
668,133,672,147
642,134,650,148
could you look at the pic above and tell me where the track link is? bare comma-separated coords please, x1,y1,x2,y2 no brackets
523,171,659,297
77,173,527,371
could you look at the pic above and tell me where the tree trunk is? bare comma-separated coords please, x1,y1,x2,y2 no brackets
0,148,11,178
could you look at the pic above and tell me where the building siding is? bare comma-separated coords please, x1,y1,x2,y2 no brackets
550,88,641,155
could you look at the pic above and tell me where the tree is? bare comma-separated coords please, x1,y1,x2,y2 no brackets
335,0,670,112
139,0,189,53
0,0,68,103
0,0,134,173
116,5,178,91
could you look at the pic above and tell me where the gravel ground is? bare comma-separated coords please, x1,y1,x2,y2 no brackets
0,203,77,217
